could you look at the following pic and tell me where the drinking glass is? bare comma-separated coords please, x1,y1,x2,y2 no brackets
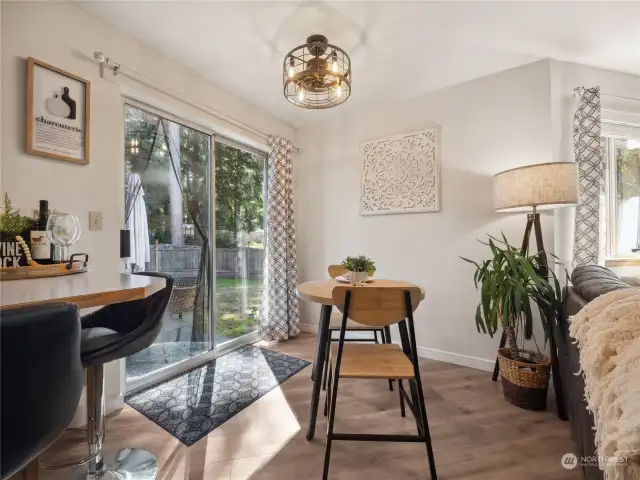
46,214,81,263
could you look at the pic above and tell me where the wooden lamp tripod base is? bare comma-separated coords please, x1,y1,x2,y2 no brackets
490,208,568,421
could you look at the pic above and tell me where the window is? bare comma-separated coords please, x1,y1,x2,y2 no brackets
124,102,214,385
214,138,267,343
123,100,267,390
604,126,640,259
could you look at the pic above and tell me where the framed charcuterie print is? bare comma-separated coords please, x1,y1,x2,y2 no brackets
26,57,91,165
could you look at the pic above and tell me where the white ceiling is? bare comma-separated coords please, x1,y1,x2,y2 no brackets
77,1,640,128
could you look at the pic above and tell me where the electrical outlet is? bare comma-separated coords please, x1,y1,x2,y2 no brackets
89,211,103,231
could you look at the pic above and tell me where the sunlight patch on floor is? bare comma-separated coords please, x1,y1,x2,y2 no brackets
195,384,302,478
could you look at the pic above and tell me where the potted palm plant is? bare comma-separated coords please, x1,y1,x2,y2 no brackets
341,255,376,284
461,235,564,411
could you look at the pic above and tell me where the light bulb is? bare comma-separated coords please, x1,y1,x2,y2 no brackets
298,89,305,102
162,143,167,151
336,85,342,98
331,52,338,73
288,58,295,78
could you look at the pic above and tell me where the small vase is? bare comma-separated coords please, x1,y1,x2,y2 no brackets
348,271,368,284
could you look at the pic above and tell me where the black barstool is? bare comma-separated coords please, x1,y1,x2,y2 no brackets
83,272,173,479
1,303,83,480
50,272,173,479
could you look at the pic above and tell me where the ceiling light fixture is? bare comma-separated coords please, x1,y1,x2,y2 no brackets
283,34,351,109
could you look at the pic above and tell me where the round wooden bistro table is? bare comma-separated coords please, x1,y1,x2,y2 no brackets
296,278,425,441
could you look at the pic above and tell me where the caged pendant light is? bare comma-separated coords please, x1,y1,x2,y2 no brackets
283,34,352,109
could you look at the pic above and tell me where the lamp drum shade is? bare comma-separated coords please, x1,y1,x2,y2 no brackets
493,162,578,212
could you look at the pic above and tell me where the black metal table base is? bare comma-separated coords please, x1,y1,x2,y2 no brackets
307,304,332,441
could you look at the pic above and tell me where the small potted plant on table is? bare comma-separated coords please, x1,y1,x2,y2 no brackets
462,235,563,411
341,255,376,285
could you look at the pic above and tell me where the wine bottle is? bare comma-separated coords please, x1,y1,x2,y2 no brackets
30,200,52,265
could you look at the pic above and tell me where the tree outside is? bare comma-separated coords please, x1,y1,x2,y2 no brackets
124,104,265,347
215,142,264,248
214,141,265,340
125,107,210,246
614,138,640,253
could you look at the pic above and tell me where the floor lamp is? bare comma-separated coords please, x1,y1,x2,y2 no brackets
491,162,578,421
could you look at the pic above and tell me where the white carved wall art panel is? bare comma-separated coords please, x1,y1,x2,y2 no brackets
361,127,441,215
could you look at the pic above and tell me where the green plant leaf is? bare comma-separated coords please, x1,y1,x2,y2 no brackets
502,295,510,329
460,233,564,355
0,194,33,236
502,249,518,275
513,284,523,313
342,255,375,273
460,256,479,266
475,305,487,334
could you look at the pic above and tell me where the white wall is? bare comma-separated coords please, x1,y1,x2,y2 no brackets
0,2,3,193
295,60,555,370
550,60,640,272
1,0,295,419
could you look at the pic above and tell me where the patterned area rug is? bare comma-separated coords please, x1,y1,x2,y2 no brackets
125,345,310,446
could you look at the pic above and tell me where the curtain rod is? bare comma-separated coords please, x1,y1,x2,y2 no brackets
93,52,299,152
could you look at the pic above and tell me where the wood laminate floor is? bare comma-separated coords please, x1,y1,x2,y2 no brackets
41,333,580,479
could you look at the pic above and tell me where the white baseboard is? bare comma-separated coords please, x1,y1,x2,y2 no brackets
300,322,317,334
416,346,494,372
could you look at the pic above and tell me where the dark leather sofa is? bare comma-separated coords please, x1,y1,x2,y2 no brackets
557,265,632,480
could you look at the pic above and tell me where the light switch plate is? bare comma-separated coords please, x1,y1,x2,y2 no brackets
89,211,103,231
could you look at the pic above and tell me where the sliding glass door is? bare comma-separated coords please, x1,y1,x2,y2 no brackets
214,139,266,344
123,101,266,391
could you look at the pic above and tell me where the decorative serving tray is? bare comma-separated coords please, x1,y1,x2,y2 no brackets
0,254,89,281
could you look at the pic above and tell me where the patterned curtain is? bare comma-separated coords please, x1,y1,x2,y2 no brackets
259,136,300,340
573,86,604,267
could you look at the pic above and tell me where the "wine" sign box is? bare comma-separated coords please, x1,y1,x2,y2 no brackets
0,239,28,267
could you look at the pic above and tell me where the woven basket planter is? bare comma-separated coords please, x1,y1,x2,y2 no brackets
497,347,551,411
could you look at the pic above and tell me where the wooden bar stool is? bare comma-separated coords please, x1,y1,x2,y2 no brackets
322,265,394,392
322,286,438,480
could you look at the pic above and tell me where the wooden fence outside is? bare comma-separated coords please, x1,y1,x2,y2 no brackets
216,248,264,275
146,245,264,277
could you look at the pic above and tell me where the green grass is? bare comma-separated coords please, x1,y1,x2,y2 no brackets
216,277,262,288
214,277,262,337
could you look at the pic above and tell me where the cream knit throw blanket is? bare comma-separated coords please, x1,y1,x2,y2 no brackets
569,288,640,479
